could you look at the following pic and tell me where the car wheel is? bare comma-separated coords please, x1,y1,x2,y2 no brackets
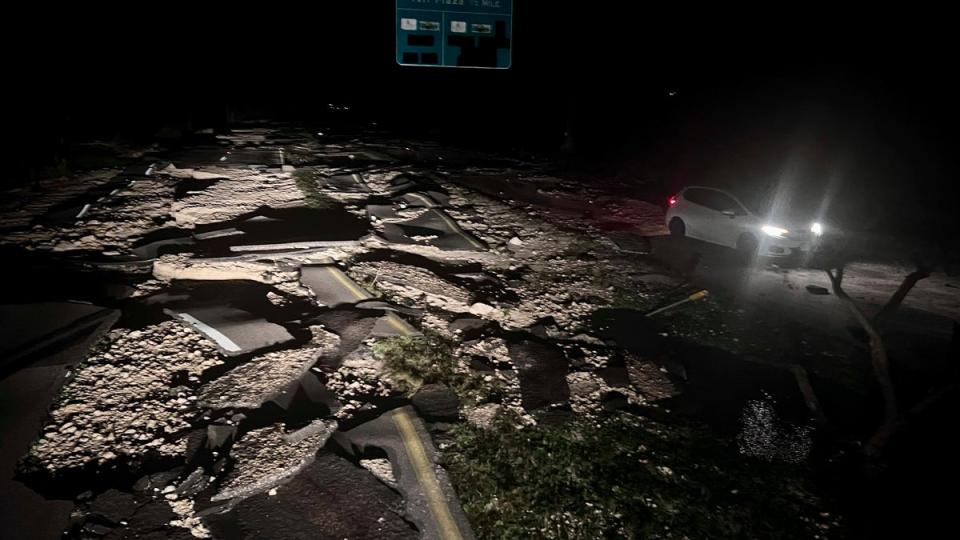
668,217,686,237
736,233,758,255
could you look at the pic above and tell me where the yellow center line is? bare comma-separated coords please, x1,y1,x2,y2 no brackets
430,209,484,250
326,264,457,535
325,266,372,301
393,408,464,540
407,192,437,208
385,311,414,336
325,266,413,336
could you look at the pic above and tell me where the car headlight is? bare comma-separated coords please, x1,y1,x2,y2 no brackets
761,225,788,238
810,222,823,236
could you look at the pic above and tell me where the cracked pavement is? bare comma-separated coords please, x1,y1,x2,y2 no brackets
4,121,951,540
0,123,683,539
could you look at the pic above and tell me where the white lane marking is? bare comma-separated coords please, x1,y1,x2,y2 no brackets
175,312,242,352
194,228,246,241
229,240,360,252
76,204,91,219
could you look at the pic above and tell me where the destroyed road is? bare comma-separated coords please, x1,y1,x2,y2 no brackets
1,121,957,540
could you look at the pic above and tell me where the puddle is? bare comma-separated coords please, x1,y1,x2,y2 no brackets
589,308,667,356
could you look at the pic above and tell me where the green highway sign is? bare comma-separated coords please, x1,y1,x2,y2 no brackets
396,0,513,69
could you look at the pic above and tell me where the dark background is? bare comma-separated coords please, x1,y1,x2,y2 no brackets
6,4,958,236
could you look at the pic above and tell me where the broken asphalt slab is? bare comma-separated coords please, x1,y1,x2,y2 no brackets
197,326,340,410
400,191,450,208
130,206,369,260
0,302,120,376
35,176,134,226
204,450,417,540
146,280,309,356
300,264,374,307
320,172,371,193
380,209,486,251
0,303,123,540
166,305,295,357
335,406,475,540
387,174,448,197
299,265,421,339
162,147,285,168
211,419,338,503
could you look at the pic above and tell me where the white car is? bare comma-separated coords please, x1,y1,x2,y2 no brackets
665,185,830,257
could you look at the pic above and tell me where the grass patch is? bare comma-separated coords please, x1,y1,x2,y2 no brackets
293,168,337,209
445,411,835,539
372,334,501,403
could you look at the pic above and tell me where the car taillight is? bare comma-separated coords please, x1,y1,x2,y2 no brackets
668,195,678,206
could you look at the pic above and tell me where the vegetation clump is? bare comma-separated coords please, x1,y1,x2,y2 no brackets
445,411,836,539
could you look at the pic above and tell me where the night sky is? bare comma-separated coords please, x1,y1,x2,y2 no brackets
8,5,958,233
